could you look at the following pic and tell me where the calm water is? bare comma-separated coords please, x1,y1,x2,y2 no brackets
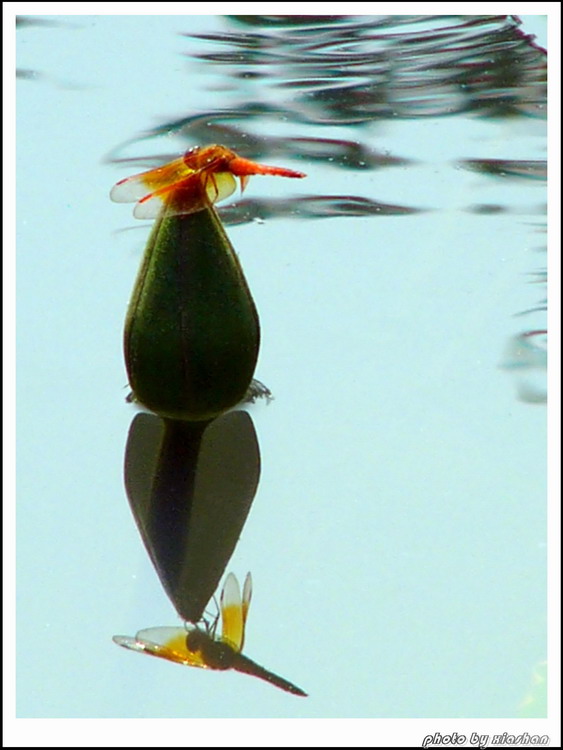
16,14,548,723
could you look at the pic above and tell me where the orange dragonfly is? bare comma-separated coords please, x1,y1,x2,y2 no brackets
113,572,307,697
110,144,306,220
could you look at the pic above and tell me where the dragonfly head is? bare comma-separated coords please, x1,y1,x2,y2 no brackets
182,144,234,173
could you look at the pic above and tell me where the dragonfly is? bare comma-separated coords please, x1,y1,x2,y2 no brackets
110,144,306,219
113,572,307,697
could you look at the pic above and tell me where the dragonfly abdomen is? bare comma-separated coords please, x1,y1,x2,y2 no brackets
232,653,307,696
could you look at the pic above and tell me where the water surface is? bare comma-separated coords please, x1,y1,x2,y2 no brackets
16,14,547,720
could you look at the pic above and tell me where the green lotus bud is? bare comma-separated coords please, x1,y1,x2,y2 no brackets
124,204,260,421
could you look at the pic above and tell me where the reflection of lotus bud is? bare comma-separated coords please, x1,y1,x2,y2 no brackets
124,204,260,421
124,411,260,623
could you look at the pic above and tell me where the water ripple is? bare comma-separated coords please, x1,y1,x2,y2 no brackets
181,15,545,124
219,194,425,225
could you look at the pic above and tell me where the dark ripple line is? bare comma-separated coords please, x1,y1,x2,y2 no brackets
219,195,426,225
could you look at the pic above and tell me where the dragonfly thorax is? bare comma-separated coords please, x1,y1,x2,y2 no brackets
185,628,236,670
182,144,234,172
185,627,206,653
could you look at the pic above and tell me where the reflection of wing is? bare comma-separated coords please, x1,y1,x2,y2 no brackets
113,627,207,668
241,572,253,650
220,573,244,652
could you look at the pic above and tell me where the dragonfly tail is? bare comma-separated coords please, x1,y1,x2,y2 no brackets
233,654,307,697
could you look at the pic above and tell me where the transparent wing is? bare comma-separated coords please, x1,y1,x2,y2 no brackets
220,573,244,652
113,627,207,668
133,171,237,220
110,157,192,203
240,572,253,650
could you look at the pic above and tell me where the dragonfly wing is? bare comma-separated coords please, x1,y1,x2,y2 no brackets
240,572,253,650
220,573,244,652
232,653,307,697
110,157,194,204
242,572,253,619
132,189,175,220
113,627,206,668
112,634,190,665
110,174,153,204
203,171,237,207
133,170,238,220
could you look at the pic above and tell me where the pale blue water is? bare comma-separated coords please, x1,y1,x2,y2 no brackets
16,14,547,721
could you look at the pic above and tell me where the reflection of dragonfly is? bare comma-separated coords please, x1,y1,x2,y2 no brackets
110,144,306,219
113,573,307,697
